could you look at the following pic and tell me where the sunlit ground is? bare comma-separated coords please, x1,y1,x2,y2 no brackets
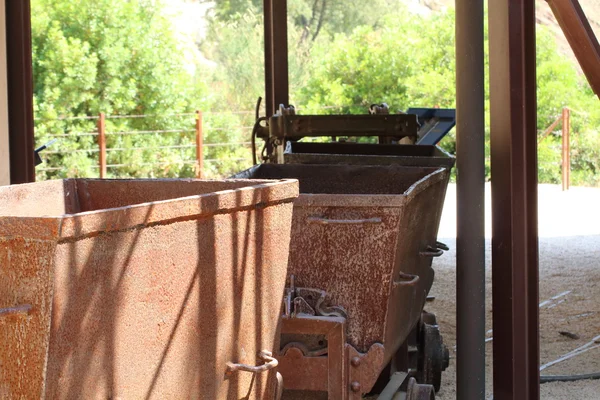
431,183,600,399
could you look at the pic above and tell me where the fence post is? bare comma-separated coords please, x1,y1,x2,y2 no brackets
98,112,107,179
562,107,570,191
195,110,204,179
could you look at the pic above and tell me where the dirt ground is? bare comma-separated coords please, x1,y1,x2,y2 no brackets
428,184,600,399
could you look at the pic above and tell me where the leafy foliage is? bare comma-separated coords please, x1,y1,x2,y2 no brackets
32,0,600,185
203,0,396,43
297,8,599,184
32,0,254,179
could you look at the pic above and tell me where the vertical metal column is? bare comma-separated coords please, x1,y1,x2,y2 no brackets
0,0,10,186
561,107,570,191
263,0,274,117
455,0,486,398
195,110,204,179
6,0,35,184
489,0,540,399
97,112,107,178
263,0,288,118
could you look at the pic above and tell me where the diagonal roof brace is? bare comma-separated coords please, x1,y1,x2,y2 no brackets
546,0,600,98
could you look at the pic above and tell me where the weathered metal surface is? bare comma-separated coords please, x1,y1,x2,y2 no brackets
378,375,435,400
278,315,386,399
489,0,540,398
0,178,299,400
416,321,449,392
232,164,448,395
0,238,57,399
347,343,385,399
405,377,435,400
284,142,454,168
546,0,600,98
280,280,380,398
278,346,328,392
267,114,419,141
278,316,346,398
282,143,454,241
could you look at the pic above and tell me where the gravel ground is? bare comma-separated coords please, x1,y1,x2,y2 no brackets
428,184,600,399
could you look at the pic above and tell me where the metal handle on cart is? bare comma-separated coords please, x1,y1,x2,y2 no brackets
226,350,278,375
275,372,284,400
393,273,420,287
435,241,449,251
420,246,444,258
0,304,32,318
307,217,382,225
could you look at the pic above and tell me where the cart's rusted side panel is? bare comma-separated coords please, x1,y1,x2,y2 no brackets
287,170,447,358
232,164,449,397
0,238,57,400
288,202,402,351
0,178,298,400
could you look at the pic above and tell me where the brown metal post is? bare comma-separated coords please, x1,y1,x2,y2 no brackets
263,0,274,117
456,0,486,398
489,0,540,399
195,110,204,179
6,0,35,184
562,107,570,191
97,112,107,178
263,0,289,117
272,0,289,111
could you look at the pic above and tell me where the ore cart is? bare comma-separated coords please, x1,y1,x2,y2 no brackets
236,104,456,399
0,178,298,400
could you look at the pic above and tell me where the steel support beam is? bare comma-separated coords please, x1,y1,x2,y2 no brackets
489,0,540,399
455,0,486,398
546,0,600,98
6,0,35,184
0,0,10,186
263,0,289,117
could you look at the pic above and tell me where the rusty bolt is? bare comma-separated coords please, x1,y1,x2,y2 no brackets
350,381,361,392
351,356,361,367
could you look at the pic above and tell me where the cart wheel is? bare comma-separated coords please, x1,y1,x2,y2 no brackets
417,322,449,392
407,377,435,400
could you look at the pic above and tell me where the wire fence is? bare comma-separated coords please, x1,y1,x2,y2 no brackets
33,105,351,181
35,106,582,190
33,106,583,186
34,110,259,180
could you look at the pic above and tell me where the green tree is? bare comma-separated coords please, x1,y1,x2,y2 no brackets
298,8,600,185
203,0,397,43
32,0,219,179
200,4,311,113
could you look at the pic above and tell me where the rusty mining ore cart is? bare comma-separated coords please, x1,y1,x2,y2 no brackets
0,178,299,399
233,104,456,399
1,104,454,400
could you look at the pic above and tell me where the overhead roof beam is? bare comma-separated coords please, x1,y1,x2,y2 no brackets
546,0,600,98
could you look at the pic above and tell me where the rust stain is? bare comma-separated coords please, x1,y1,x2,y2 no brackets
0,178,298,400
233,163,451,397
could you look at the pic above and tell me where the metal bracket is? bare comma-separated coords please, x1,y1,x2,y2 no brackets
278,315,347,396
283,275,347,319
268,113,419,141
